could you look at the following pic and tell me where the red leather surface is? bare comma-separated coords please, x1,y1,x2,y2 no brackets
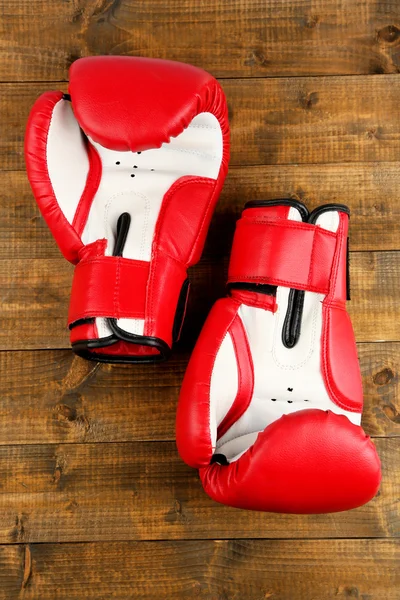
25,92,84,264
68,254,150,326
245,205,290,220
151,177,216,264
326,211,348,303
217,314,254,440
176,298,241,468
144,251,188,349
200,410,381,513
93,340,161,358
322,306,363,412
228,217,337,294
321,212,363,412
69,320,99,344
71,142,102,237
69,56,229,153
145,176,221,346
230,289,277,312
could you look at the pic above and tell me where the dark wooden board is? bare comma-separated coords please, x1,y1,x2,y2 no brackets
2,0,400,81
5,75,400,170
0,343,397,447
0,439,396,543
3,164,400,261
0,351,181,445
1,539,399,600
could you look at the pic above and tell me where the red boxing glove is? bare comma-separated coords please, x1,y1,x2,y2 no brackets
176,200,381,513
25,56,229,362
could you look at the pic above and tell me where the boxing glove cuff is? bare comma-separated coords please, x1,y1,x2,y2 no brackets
228,212,339,294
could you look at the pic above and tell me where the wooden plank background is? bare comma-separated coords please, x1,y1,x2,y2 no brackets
0,0,399,598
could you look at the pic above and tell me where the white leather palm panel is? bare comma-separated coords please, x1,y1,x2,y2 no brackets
212,209,362,462
46,100,89,223
46,100,223,339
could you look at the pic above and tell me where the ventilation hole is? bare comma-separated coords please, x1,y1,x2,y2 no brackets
131,174,135,178
271,398,276,402
116,161,120,165
133,165,138,168
287,387,293,392
137,152,142,154
287,400,293,403
304,399,309,402
151,169,155,171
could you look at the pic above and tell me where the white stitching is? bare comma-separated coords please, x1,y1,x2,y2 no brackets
160,145,217,159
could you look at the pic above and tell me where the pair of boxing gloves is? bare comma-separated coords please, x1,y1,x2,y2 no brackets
25,56,381,514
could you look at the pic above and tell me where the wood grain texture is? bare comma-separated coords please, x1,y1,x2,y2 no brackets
0,351,181,445
0,439,396,543
0,540,398,600
223,75,400,166
0,344,397,447
5,75,400,170
1,0,399,597
361,343,400,437
2,0,400,81
0,251,398,350
3,164,400,261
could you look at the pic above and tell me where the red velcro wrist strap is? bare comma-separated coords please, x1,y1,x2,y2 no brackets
68,256,150,326
228,218,337,294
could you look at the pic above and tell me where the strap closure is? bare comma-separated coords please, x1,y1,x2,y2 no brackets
68,256,150,326
228,218,338,294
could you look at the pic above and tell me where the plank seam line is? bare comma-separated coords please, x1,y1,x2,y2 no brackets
0,537,398,547
1,72,400,84
0,435,394,449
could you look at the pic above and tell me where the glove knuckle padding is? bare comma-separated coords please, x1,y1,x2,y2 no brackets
25,56,229,362
176,200,381,513
200,410,380,513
